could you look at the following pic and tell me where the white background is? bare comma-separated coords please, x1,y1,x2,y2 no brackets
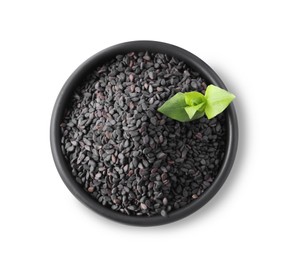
1,1,291,259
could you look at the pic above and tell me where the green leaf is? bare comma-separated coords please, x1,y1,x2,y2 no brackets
184,91,206,107
204,85,236,119
184,92,206,120
184,106,197,119
191,110,205,120
184,103,206,120
157,84,235,122
158,93,191,122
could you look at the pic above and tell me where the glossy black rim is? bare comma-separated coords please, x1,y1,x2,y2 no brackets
50,41,238,226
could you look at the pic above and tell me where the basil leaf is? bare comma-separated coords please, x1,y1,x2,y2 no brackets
158,93,191,122
184,91,206,107
184,106,197,119
157,85,235,122
184,103,206,119
191,110,205,120
205,85,236,119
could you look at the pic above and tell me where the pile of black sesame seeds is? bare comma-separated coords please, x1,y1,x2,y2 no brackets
61,52,226,217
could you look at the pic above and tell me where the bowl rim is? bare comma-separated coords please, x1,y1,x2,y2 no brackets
50,40,238,226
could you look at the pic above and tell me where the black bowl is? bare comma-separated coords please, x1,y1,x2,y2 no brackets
50,41,238,226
